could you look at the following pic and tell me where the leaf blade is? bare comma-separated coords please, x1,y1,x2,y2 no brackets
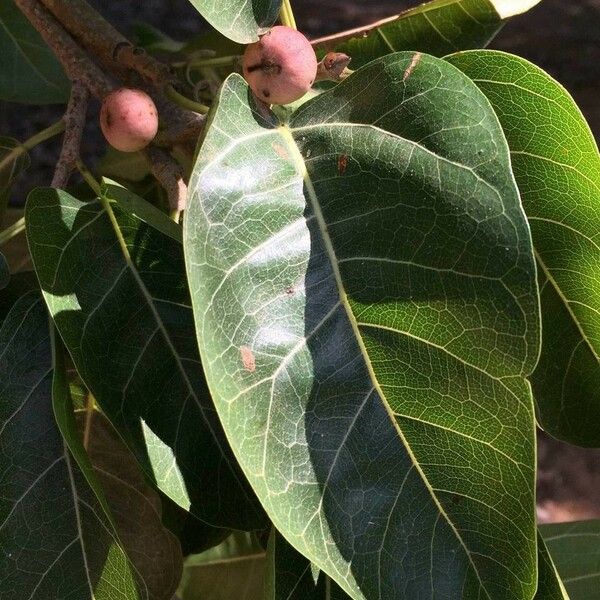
446,49,600,447
185,53,539,599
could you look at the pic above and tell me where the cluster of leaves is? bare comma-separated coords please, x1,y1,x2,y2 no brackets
1,0,599,599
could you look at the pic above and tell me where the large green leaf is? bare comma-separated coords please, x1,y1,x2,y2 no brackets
541,520,600,600
446,50,600,447
0,0,70,103
185,0,281,44
311,0,542,67
178,532,265,600
0,292,142,599
184,52,540,599
25,187,265,530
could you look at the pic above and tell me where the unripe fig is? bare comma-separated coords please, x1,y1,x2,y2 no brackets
242,26,317,105
100,88,158,152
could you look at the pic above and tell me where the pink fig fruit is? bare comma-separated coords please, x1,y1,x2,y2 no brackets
100,88,159,152
242,26,318,105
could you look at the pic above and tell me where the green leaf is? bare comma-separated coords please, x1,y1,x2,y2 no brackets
53,339,184,600
184,53,540,599
0,270,38,323
0,252,8,289
25,187,266,530
535,533,570,600
265,529,348,599
446,50,600,447
541,520,600,599
185,0,281,44
0,292,142,599
178,532,265,600
312,0,542,68
101,178,182,243
0,0,70,103
1,136,30,217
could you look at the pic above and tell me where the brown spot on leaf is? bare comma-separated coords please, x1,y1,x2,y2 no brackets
285,286,295,296
403,52,422,81
337,154,348,175
240,346,256,372
272,143,289,159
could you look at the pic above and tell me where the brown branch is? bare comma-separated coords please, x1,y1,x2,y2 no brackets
310,13,402,50
52,81,89,188
144,147,188,217
152,93,206,147
38,0,173,87
14,0,113,99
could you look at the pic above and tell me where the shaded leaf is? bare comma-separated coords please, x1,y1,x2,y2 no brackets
1,136,30,217
184,53,539,599
312,0,542,68
265,529,348,599
178,532,265,600
26,187,266,530
541,520,600,600
0,292,142,599
446,50,600,447
535,532,570,600
0,252,7,290
0,0,70,103
185,0,281,44
0,270,37,322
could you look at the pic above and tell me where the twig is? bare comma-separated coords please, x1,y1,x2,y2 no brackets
151,92,207,146
144,147,188,219
14,0,113,99
52,81,89,188
38,0,173,87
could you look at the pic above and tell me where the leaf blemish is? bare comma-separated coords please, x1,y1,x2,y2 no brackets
240,346,256,372
338,154,348,175
272,142,289,159
403,52,422,81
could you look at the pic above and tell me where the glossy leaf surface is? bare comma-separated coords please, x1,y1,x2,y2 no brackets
541,520,600,600
447,50,600,447
0,293,141,599
185,0,281,44
312,0,539,68
26,187,265,529
0,1,70,103
185,53,540,599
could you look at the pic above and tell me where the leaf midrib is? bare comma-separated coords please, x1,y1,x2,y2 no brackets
279,124,491,599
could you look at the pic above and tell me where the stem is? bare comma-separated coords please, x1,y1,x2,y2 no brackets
165,85,209,114
0,217,26,246
176,55,241,69
75,159,101,196
0,120,65,173
280,0,297,29
82,393,95,450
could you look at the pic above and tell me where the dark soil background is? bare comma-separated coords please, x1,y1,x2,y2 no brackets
1,0,600,523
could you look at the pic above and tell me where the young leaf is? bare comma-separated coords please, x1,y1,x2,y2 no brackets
312,0,543,68
0,0,70,103
446,50,600,447
177,532,265,600
185,0,281,44
25,187,266,530
0,292,142,599
265,529,348,599
184,53,540,599
541,520,600,600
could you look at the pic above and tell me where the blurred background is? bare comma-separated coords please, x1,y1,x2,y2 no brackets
1,0,599,523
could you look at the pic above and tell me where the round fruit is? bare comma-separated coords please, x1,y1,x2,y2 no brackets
242,26,318,105
100,88,158,152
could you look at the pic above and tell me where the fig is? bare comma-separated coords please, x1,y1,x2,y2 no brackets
242,26,317,105
100,88,158,152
